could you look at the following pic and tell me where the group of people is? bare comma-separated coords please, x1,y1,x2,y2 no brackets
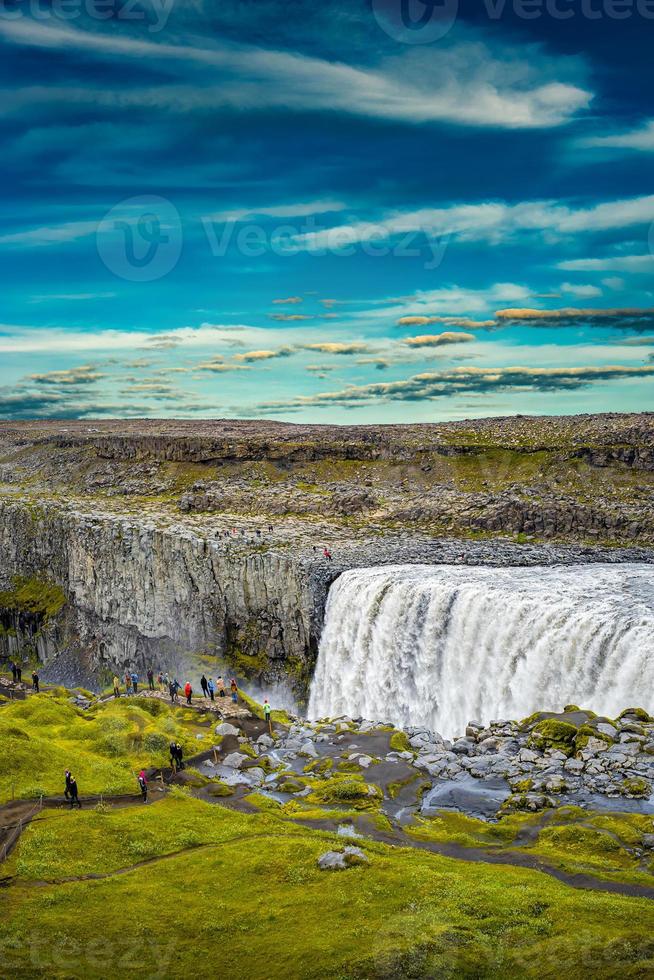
112,668,240,708
7,661,40,692
63,767,150,807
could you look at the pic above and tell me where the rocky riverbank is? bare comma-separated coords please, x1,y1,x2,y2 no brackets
206,705,654,826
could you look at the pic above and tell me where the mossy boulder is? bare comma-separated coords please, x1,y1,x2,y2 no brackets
619,708,652,723
574,724,614,753
389,731,412,753
207,781,234,797
528,720,578,757
303,757,333,776
510,778,534,794
620,778,652,799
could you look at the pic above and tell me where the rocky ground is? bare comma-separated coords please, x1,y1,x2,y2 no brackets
1,413,653,546
197,704,654,828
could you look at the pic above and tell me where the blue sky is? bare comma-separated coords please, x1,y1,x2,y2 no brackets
1,0,653,422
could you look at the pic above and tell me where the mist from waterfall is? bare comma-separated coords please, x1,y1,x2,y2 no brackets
308,564,654,739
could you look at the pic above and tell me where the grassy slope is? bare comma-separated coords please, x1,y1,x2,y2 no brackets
3,796,654,979
4,692,654,977
0,694,214,801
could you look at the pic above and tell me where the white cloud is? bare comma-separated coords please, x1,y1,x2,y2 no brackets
293,195,654,251
560,282,602,298
558,255,654,272
0,20,591,129
582,120,654,153
0,220,98,247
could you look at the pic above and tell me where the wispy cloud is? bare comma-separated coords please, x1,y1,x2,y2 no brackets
259,364,654,411
582,120,654,153
292,195,654,251
0,20,592,129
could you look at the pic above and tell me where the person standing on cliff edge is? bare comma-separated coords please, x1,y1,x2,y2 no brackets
200,674,209,698
147,667,155,691
184,681,193,705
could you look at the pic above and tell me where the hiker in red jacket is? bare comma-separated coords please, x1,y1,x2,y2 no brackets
184,681,192,705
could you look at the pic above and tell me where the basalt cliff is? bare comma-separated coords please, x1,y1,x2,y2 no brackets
0,414,653,697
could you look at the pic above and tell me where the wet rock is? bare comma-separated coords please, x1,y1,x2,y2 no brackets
223,752,250,769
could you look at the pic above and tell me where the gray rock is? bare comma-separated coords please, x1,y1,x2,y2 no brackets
215,722,240,737
317,846,370,871
222,752,250,769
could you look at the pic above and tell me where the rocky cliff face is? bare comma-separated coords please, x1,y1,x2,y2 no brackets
1,414,653,694
0,499,317,690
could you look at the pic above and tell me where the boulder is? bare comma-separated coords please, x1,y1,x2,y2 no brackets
317,847,370,871
222,752,250,770
215,723,240,737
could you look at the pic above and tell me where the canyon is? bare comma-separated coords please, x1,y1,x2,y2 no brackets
0,414,653,701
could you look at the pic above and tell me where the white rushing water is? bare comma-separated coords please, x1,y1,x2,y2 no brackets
308,563,654,739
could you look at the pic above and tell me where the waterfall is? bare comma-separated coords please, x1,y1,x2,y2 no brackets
308,563,654,739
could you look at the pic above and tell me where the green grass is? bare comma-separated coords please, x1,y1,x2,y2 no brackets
408,806,654,889
0,575,66,618
0,692,213,802
3,795,654,978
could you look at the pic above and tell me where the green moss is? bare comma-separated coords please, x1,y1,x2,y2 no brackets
239,691,291,725
225,646,268,678
206,781,234,798
621,777,651,799
308,776,382,811
619,708,653,723
389,731,412,753
528,719,579,756
512,778,535,793
8,792,654,978
387,773,420,799
575,724,615,752
0,576,66,619
0,692,203,803
303,757,333,775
